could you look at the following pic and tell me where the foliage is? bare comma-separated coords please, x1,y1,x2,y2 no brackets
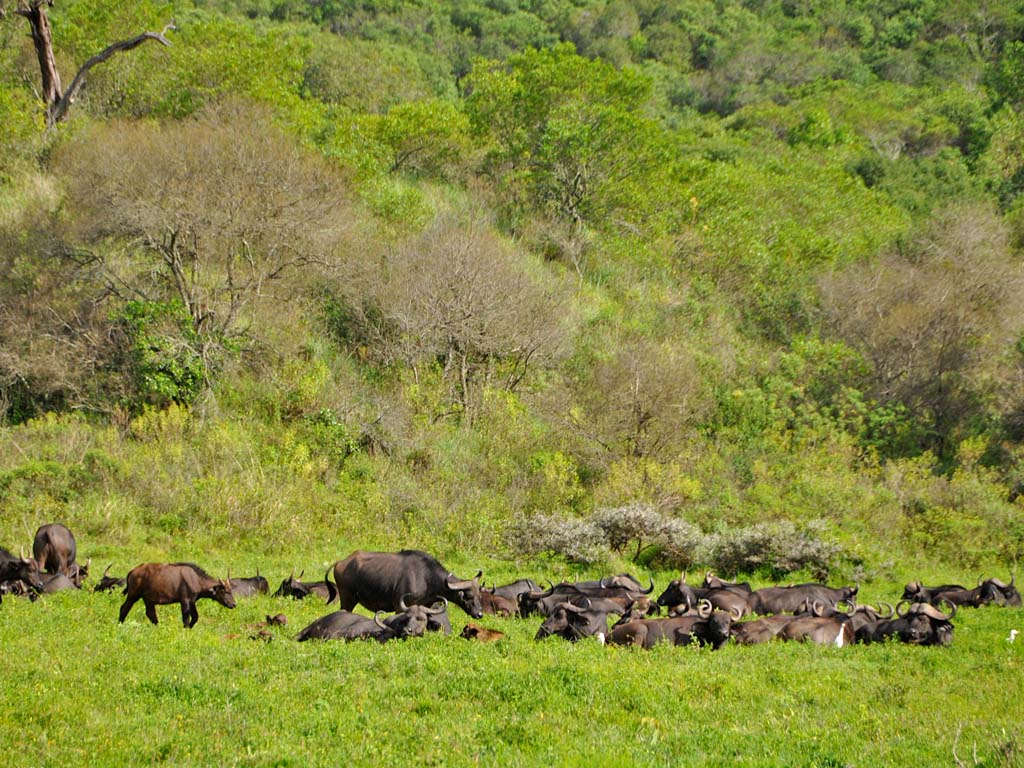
112,300,205,411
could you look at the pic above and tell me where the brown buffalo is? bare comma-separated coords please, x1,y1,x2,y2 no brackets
119,562,235,628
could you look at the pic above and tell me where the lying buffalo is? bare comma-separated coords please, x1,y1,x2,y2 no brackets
610,602,736,649
273,570,338,602
856,601,956,646
229,570,269,598
0,547,45,594
94,564,127,593
296,597,447,642
119,562,235,628
461,622,506,642
330,550,484,619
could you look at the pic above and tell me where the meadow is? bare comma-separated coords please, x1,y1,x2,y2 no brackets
2,560,1022,768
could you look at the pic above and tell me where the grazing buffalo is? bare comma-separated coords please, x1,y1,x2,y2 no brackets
856,601,956,646
119,563,236,628
273,570,337,602
296,598,447,643
33,523,79,580
0,547,45,593
461,622,506,642
93,564,127,593
330,550,484,618
229,570,269,598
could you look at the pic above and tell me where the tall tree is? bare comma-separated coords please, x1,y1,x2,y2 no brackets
1,0,172,128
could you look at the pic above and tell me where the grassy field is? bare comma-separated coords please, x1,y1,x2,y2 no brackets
1,561,1022,768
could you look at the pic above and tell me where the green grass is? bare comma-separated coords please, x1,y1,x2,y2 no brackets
2,574,1022,767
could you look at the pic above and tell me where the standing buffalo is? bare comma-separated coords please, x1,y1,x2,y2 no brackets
33,524,80,580
329,550,484,618
119,563,236,628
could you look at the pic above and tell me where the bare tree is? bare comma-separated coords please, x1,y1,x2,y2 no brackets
568,337,707,463
55,102,352,362
1,1,173,128
821,201,1024,455
330,214,571,420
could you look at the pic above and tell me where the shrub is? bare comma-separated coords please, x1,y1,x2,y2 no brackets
703,520,842,579
507,513,608,565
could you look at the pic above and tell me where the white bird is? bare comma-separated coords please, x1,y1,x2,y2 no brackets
1008,629,1018,643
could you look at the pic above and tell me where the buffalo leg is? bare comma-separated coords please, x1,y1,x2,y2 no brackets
144,599,159,624
119,594,141,623
189,604,199,628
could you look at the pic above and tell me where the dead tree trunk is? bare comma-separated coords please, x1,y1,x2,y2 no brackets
5,1,173,128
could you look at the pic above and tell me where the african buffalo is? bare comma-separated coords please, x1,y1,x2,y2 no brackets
729,615,795,645
119,562,236,628
329,550,484,618
610,602,736,649
229,570,269,598
747,583,858,615
534,597,624,643
856,601,956,646
925,575,1021,609
0,547,45,593
93,564,127,593
296,598,447,642
273,569,337,602
480,590,518,617
33,524,83,583
487,579,541,602
461,622,506,642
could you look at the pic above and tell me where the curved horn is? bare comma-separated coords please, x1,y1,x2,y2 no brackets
813,600,825,617
918,601,955,621
399,593,411,612
680,570,686,584
730,606,743,621
895,600,911,618
990,576,1009,589
474,570,483,581
289,568,295,581
877,601,895,618
936,597,957,620
298,570,305,580
103,564,112,578
20,546,27,562
374,611,388,630
427,597,448,615
698,599,712,618
600,576,610,589
641,575,655,594
564,598,591,614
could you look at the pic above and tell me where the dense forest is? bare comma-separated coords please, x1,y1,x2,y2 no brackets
2,0,1024,576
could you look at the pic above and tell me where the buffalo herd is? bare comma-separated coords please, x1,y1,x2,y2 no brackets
2,524,1021,651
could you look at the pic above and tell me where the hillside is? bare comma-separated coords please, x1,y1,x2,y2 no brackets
2,0,1024,577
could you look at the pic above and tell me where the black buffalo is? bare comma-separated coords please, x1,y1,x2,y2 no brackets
296,598,447,642
94,564,127,593
273,569,338,602
229,570,269,598
329,550,483,618
0,547,45,594
33,523,80,581
534,597,625,643
856,601,956,646
747,583,858,615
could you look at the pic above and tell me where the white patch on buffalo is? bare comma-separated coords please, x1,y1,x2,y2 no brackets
834,630,845,648
596,632,606,645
